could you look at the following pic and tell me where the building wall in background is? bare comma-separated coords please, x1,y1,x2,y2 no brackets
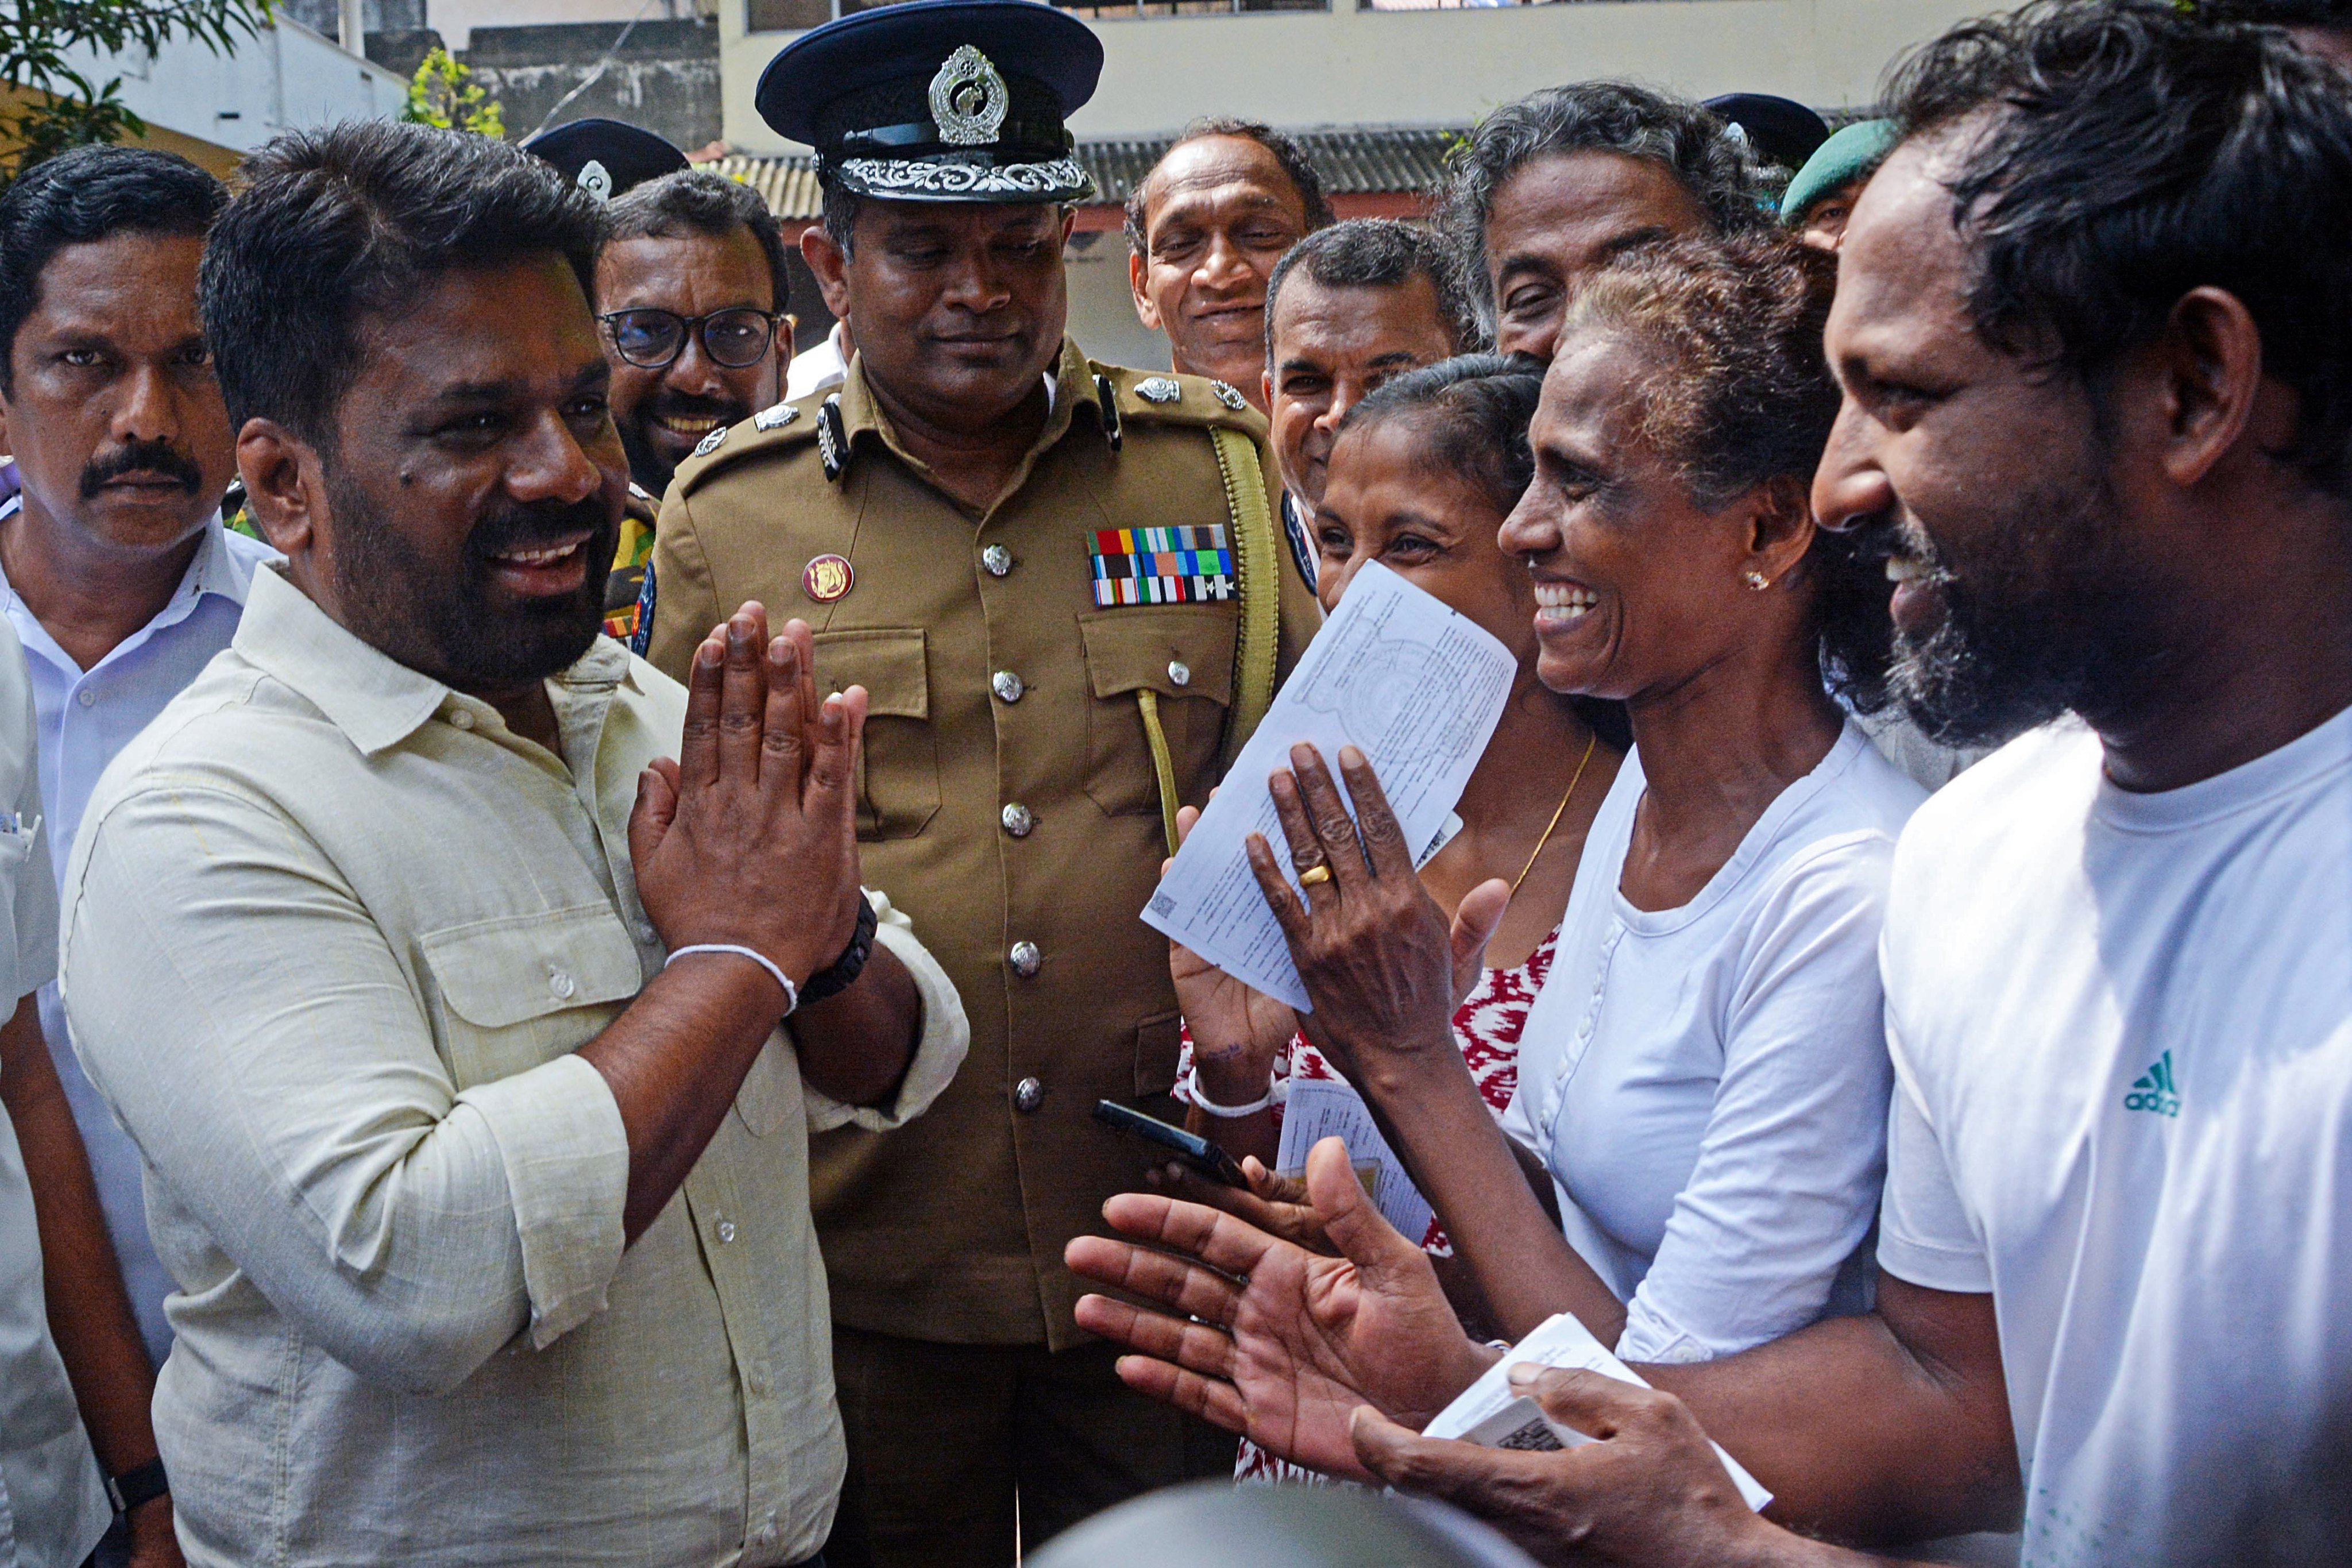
723,0,1991,152
466,18,724,148
64,17,407,160
430,0,712,52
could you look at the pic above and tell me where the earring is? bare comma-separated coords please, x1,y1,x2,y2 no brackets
1743,570,1770,592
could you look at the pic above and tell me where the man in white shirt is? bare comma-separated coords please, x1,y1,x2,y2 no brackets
62,119,967,1568
1061,5,2352,1562
0,616,118,1568
0,142,238,1568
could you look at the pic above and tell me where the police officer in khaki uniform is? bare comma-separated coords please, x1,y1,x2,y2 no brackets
643,3,1319,1562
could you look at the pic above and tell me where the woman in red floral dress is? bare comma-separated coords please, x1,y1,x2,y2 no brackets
1164,357,1624,1481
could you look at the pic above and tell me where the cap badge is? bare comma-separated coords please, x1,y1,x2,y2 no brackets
930,44,1010,146
1136,376,1181,405
691,424,728,458
577,160,613,203
753,401,799,432
804,553,855,603
1210,380,1248,412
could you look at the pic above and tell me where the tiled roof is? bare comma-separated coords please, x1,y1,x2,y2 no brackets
713,123,1465,219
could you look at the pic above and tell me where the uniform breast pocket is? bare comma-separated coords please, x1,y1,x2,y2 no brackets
814,627,939,840
1078,608,1238,818
417,905,646,1090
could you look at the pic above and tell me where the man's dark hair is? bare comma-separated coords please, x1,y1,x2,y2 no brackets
1123,117,1337,257
2199,0,2352,24
199,121,605,446
606,169,793,316
1884,0,2352,495
1435,83,1774,338
0,145,226,393
1566,231,1893,711
1264,218,1478,361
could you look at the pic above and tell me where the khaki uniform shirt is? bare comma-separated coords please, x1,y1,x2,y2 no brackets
57,566,971,1566
648,339,1319,1347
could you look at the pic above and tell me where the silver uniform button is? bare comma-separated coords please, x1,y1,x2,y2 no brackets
1014,1076,1045,1113
1001,802,1035,838
1167,659,1191,687
548,970,575,1001
716,1219,737,1243
449,708,474,730
982,543,1013,577
992,669,1025,702
1009,940,1041,978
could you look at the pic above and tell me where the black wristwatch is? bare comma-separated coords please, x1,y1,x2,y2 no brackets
107,1457,169,1515
798,893,877,1006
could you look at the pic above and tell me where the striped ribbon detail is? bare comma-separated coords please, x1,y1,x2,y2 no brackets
1090,525,1237,607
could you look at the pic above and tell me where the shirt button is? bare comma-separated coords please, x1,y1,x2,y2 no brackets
1001,802,1034,838
716,1219,737,1243
76,689,95,708
449,709,474,730
982,543,1013,577
548,970,576,1000
1008,940,1041,978
1014,1076,1044,1113
992,670,1025,703
1167,659,1191,687
638,921,658,944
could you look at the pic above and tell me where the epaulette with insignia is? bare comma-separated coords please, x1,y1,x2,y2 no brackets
672,392,826,497
1091,362,1269,439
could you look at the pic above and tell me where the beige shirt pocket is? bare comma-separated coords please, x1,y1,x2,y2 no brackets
814,627,939,841
1077,608,1237,818
417,906,645,1090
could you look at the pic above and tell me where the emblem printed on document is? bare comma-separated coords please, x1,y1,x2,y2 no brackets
804,553,855,603
1089,525,1235,607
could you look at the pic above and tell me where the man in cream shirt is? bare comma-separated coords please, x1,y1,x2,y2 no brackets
57,121,966,1567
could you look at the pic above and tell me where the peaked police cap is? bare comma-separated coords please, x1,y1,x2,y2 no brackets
757,0,1101,204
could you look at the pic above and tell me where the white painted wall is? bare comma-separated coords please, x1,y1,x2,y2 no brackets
71,18,407,155
723,0,1999,153
431,0,713,52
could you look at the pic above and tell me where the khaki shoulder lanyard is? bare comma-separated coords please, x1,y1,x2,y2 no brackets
1136,427,1283,854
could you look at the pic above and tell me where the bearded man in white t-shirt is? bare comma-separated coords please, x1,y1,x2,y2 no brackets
1059,3,2352,1562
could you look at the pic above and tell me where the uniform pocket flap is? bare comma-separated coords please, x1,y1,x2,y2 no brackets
813,628,930,721
1078,609,1235,706
418,905,644,1029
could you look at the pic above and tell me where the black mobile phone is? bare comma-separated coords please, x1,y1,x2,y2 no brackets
1092,1099,1250,1189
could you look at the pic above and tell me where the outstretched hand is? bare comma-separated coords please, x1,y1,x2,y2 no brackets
1067,1136,1494,1480
1146,1154,1338,1254
1351,1365,1788,1568
1249,744,1508,1082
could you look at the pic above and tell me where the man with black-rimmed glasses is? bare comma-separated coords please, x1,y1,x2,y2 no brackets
593,169,796,645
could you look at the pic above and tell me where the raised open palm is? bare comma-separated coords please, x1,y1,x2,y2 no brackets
1068,1137,1496,1480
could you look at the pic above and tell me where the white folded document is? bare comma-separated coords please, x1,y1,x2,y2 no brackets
1141,561,1515,1011
1422,1312,1774,1512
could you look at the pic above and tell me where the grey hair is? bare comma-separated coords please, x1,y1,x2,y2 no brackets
1435,82,1778,338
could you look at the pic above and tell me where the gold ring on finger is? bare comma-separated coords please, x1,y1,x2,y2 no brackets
1297,863,1333,887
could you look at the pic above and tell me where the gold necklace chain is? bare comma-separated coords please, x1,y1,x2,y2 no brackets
1509,731,1601,897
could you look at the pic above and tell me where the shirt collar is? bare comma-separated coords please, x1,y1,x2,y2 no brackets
234,563,635,758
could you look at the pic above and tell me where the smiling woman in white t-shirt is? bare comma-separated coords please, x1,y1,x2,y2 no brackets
1225,231,1922,1364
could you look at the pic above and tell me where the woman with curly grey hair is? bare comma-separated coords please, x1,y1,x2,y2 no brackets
1175,230,1924,1380
1434,82,1776,359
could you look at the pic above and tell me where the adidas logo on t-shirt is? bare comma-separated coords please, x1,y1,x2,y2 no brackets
2123,1051,2181,1118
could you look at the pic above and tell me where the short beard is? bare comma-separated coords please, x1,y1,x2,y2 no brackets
1888,466,2169,749
325,468,617,693
616,389,752,496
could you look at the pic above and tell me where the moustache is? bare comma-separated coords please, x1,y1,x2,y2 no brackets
79,441,204,500
466,494,617,565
